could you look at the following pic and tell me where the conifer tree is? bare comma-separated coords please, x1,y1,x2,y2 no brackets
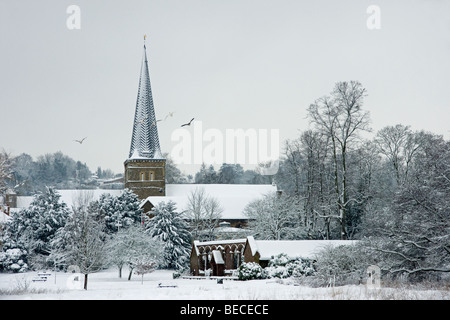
2,187,70,269
145,201,191,270
96,189,143,234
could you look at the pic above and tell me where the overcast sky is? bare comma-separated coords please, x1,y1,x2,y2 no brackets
1,0,449,175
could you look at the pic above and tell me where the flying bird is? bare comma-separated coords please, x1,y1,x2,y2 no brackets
163,111,175,121
74,137,87,144
181,118,194,127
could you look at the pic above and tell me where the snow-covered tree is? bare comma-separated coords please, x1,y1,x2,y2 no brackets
0,150,14,194
244,192,302,240
195,163,218,184
184,187,223,241
218,163,244,184
134,258,158,284
312,243,370,286
105,224,163,280
2,187,70,270
96,189,143,234
50,192,106,290
368,134,450,281
146,201,191,270
163,152,187,183
307,81,371,239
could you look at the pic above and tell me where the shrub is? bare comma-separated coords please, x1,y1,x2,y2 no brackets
0,248,29,273
238,262,265,280
265,253,315,279
311,243,370,286
288,258,315,278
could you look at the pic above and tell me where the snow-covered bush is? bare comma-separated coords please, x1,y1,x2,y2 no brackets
238,262,265,280
269,253,290,266
0,248,28,273
310,243,370,286
238,255,316,281
265,253,290,279
288,258,315,278
265,253,315,279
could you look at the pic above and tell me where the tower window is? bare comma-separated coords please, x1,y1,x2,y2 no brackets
149,171,155,181
140,172,145,181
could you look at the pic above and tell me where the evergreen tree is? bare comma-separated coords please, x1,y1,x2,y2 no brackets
145,201,191,270
2,187,70,269
194,163,208,183
163,152,187,183
96,189,143,234
218,163,244,184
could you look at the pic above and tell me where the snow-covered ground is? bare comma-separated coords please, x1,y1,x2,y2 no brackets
0,268,449,300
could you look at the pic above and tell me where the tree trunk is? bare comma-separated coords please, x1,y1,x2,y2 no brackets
340,144,348,240
128,268,134,280
84,274,88,290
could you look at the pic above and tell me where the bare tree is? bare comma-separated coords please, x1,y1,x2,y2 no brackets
134,259,158,284
50,191,106,290
299,130,331,238
370,135,450,280
105,224,163,280
308,81,371,239
282,139,303,196
244,192,300,240
184,187,223,241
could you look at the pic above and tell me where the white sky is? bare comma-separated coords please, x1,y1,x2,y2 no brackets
1,0,449,175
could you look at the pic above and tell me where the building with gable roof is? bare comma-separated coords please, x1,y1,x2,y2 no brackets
190,236,357,277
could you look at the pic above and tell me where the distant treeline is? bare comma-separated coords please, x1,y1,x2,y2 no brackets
3,151,272,196
6,152,119,195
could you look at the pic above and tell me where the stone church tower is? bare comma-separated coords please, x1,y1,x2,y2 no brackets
124,40,165,199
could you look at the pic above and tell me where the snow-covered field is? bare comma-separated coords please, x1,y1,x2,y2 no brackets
0,268,449,300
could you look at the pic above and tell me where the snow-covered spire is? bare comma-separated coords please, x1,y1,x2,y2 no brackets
128,40,163,159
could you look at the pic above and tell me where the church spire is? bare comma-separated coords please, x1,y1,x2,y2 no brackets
124,37,166,199
129,37,163,159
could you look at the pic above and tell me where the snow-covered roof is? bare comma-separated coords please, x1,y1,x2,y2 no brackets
142,184,277,219
16,196,34,209
211,250,224,264
194,239,247,247
127,44,163,160
0,211,11,223
57,189,123,208
192,239,247,256
14,189,123,209
247,235,259,256
246,236,357,260
13,184,277,220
